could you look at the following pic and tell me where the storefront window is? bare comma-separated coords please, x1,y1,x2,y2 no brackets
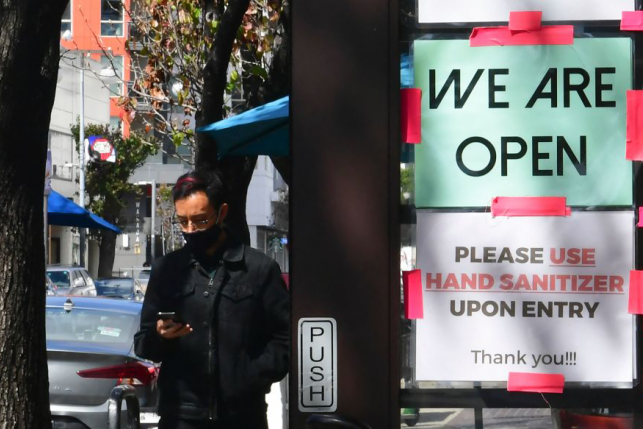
400,1,637,427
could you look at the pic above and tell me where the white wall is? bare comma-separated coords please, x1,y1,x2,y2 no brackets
247,156,276,227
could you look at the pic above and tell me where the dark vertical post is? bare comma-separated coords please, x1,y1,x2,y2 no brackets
290,0,399,427
633,2,643,423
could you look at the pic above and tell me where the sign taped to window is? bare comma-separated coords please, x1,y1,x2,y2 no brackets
418,0,634,25
415,211,634,383
413,38,632,208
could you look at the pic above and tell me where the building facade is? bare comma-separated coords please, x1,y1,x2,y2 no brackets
48,57,111,273
54,0,289,279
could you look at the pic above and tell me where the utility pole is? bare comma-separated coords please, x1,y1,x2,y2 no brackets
79,53,86,267
151,179,156,261
137,180,157,261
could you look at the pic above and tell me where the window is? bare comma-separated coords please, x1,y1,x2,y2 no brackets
80,270,91,286
101,0,124,36
110,116,122,131
100,56,123,96
47,271,70,288
60,2,71,38
45,307,137,347
73,271,86,286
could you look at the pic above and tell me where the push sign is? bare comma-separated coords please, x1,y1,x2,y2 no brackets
298,318,337,412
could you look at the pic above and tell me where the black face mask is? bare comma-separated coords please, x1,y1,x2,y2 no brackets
182,210,223,255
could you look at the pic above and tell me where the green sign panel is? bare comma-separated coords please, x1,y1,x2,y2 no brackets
414,38,632,208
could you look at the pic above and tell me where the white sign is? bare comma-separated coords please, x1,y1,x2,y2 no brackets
415,211,634,383
418,0,634,24
298,318,337,412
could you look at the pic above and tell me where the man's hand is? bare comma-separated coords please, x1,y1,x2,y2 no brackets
157,319,193,339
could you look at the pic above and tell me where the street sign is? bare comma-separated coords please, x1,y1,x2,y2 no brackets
298,318,337,412
86,135,116,163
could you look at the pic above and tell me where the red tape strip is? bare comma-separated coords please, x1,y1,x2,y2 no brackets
470,25,573,47
638,207,643,228
509,11,542,32
507,372,565,394
621,11,643,31
626,90,643,160
491,197,569,217
400,89,422,144
403,270,424,319
628,270,643,314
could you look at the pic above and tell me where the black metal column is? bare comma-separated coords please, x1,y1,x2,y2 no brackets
290,0,400,427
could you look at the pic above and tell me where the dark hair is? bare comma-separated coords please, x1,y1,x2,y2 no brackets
172,170,227,208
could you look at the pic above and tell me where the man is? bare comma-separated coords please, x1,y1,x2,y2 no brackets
134,170,290,429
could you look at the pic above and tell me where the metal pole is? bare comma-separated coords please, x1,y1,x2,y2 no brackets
79,53,86,267
151,179,156,261
44,196,48,264
161,219,166,256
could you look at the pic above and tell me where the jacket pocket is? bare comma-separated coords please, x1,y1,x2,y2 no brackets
218,283,257,332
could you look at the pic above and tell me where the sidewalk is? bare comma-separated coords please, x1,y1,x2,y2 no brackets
403,408,554,428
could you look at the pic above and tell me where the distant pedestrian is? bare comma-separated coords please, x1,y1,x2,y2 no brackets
142,261,151,268
134,170,290,429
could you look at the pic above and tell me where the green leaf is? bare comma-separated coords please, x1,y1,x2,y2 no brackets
172,132,186,147
250,65,268,80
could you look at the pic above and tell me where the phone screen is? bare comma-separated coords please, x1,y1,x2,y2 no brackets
157,312,183,323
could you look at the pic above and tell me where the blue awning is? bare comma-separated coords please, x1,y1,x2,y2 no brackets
197,96,289,157
47,190,121,234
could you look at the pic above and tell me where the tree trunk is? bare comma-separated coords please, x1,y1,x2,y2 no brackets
0,0,67,426
197,0,255,244
219,156,257,245
97,230,117,278
267,0,291,186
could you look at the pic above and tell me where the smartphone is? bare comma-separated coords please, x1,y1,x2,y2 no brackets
157,311,185,324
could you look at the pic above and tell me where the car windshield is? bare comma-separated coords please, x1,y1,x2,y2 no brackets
138,270,151,280
95,279,135,298
45,307,138,346
47,271,70,288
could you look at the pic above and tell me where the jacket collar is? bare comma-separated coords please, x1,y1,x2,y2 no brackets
221,234,244,263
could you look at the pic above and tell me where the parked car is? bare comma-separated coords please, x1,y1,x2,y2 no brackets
95,277,144,301
556,409,633,428
47,296,159,428
46,265,97,296
137,269,151,294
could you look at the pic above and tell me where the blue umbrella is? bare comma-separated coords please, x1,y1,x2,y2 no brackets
197,96,289,157
47,190,121,234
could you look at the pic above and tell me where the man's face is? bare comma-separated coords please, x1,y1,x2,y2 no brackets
174,191,217,232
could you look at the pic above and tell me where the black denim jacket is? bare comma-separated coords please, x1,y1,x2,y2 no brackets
133,236,290,421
